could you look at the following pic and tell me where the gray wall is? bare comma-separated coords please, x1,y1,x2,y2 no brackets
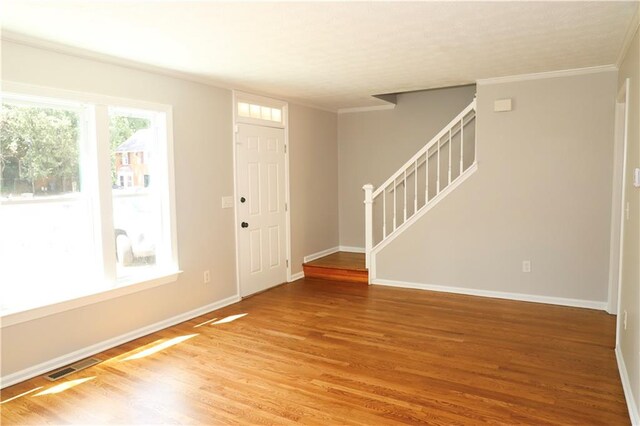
0,40,338,377
376,70,617,304
617,25,640,417
338,86,477,247
289,103,339,273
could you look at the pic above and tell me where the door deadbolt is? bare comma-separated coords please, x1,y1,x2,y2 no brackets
240,197,246,203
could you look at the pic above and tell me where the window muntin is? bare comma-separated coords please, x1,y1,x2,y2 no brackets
0,92,177,317
237,101,283,124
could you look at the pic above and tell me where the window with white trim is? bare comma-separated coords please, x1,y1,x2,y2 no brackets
0,91,178,316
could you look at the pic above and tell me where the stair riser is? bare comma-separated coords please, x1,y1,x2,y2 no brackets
303,265,368,284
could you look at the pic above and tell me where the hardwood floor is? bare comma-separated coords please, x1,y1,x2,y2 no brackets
305,252,366,271
1,279,629,425
303,252,368,283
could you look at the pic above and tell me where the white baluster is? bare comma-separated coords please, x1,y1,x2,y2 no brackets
403,170,407,222
460,117,464,173
393,180,397,232
383,187,386,238
448,129,452,185
362,184,374,272
437,141,441,193
414,161,418,213
473,97,477,164
425,151,429,202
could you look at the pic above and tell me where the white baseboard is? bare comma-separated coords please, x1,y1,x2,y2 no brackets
616,346,640,425
372,279,607,310
289,272,304,281
303,246,339,263
338,245,365,253
0,294,241,389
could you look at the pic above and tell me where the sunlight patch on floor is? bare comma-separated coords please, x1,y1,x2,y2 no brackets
212,313,247,325
1,387,43,404
121,334,198,361
35,377,94,396
193,317,218,328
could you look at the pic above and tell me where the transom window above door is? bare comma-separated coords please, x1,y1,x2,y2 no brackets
234,92,286,128
237,102,282,123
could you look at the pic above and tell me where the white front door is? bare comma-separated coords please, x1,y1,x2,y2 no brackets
236,123,287,297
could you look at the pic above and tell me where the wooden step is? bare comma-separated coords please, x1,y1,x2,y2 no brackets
302,252,368,284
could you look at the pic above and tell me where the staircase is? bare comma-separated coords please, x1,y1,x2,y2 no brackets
363,99,477,282
302,252,368,284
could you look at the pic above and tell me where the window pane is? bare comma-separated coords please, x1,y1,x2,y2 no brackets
250,104,261,119
271,108,282,123
238,102,250,117
0,101,96,313
109,110,163,279
1,103,82,196
260,106,271,121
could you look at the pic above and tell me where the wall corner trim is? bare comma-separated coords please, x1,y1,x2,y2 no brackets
289,272,305,281
476,65,618,86
616,346,640,425
0,294,241,389
372,279,608,311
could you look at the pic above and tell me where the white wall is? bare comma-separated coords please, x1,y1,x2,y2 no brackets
338,86,477,248
0,39,338,379
375,70,617,305
617,24,640,420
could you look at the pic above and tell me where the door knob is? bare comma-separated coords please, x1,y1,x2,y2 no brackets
240,197,246,203
241,222,249,228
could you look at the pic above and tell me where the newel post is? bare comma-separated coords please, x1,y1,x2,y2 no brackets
363,184,374,275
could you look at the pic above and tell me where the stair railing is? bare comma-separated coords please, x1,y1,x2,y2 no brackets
363,99,477,271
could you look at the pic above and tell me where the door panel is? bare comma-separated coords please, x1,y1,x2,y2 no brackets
237,124,287,297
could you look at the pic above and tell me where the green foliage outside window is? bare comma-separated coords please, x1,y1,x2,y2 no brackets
0,104,79,196
0,103,150,196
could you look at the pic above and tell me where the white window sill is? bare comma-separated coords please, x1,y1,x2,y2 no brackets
0,270,182,328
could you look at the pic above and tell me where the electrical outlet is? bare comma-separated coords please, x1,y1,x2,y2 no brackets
522,260,531,273
623,310,628,330
203,270,211,284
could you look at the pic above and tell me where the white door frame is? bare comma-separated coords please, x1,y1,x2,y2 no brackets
608,79,629,332
232,91,292,298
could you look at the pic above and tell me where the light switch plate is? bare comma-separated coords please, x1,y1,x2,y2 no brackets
221,196,234,209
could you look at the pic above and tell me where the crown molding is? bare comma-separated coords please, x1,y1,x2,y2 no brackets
0,30,337,114
476,64,618,86
616,4,640,67
337,103,396,114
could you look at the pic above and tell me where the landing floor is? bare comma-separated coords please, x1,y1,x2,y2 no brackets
304,251,366,271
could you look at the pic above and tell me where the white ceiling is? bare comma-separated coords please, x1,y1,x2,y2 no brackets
1,1,638,111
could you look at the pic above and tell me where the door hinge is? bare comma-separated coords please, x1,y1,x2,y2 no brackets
286,259,289,267
284,144,287,153
285,202,288,212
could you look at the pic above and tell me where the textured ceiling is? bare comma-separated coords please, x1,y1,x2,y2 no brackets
1,1,638,110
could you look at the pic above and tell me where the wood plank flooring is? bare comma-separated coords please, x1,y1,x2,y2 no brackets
1,279,629,425
303,252,368,283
